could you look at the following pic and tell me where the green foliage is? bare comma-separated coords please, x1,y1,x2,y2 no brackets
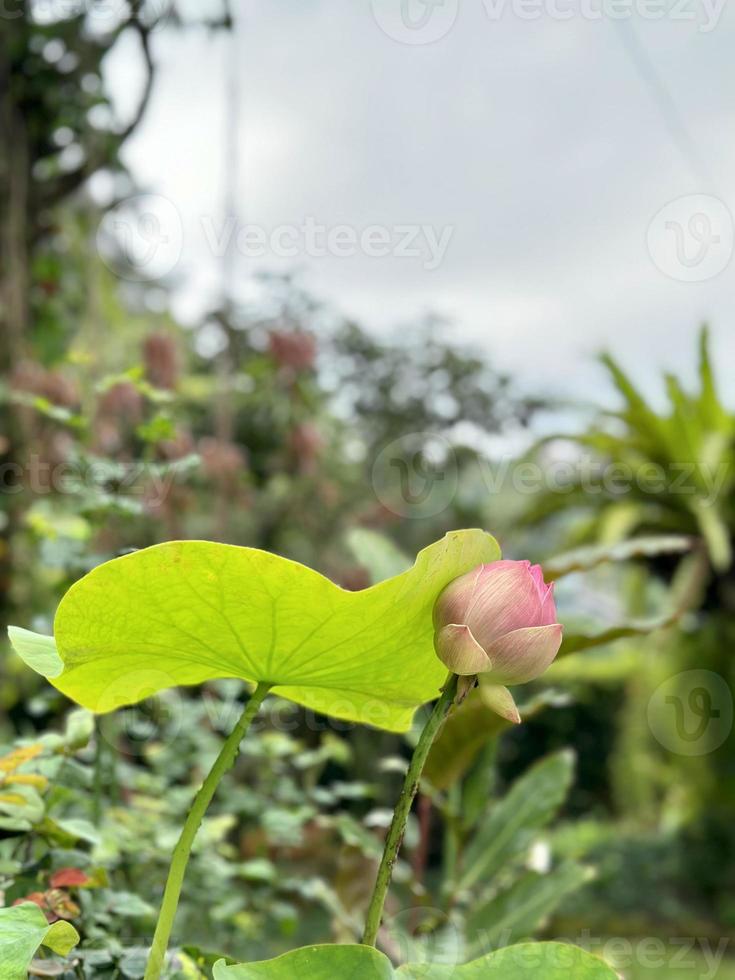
553,819,729,936
371,745,589,967
0,902,80,979
548,535,702,657
545,535,694,578
0,686,396,973
456,750,575,892
519,330,735,917
0,708,93,832
463,862,590,956
212,942,618,979
527,328,734,571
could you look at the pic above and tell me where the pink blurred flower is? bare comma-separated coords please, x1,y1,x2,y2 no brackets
268,330,316,372
143,332,180,390
433,560,562,723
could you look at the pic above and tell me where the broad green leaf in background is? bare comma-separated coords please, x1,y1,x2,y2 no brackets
9,530,499,733
690,497,732,572
544,535,693,579
212,942,618,979
464,861,592,957
213,944,393,979
556,547,709,659
398,942,618,979
0,902,80,980
423,688,565,792
557,618,680,657
457,750,575,893
345,528,412,584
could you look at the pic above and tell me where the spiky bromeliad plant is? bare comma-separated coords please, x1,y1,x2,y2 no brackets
525,328,734,570
8,529,620,979
521,327,735,910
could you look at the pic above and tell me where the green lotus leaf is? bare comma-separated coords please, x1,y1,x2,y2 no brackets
396,942,618,979
7,626,63,678
0,902,81,979
9,530,499,732
214,945,392,979
212,942,618,979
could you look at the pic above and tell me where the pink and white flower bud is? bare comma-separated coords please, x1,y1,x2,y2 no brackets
433,560,562,723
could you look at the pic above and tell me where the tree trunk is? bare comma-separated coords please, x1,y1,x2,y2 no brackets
0,18,31,629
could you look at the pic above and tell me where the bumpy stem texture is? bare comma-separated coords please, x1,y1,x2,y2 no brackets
144,682,272,980
362,673,459,947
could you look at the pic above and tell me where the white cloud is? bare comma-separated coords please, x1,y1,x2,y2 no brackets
106,0,735,402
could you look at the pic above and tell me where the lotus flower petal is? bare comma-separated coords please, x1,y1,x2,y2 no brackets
478,684,521,725
434,624,491,675
483,624,563,686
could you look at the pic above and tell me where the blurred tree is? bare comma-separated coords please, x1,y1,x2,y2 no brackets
190,273,541,567
0,1,231,628
0,0,158,364
0,0,159,628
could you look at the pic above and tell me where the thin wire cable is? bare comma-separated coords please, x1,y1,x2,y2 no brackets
213,0,241,505
613,19,721,197
222,0,241,304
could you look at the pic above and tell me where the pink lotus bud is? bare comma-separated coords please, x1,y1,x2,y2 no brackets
433,560,562,723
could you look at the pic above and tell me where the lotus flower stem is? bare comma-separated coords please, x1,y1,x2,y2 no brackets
144,681,272,980
362,673,459,948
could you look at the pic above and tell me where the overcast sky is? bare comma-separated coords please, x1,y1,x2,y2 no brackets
105,0,735,405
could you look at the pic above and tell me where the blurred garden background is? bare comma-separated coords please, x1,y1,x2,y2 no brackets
1,1,734,977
